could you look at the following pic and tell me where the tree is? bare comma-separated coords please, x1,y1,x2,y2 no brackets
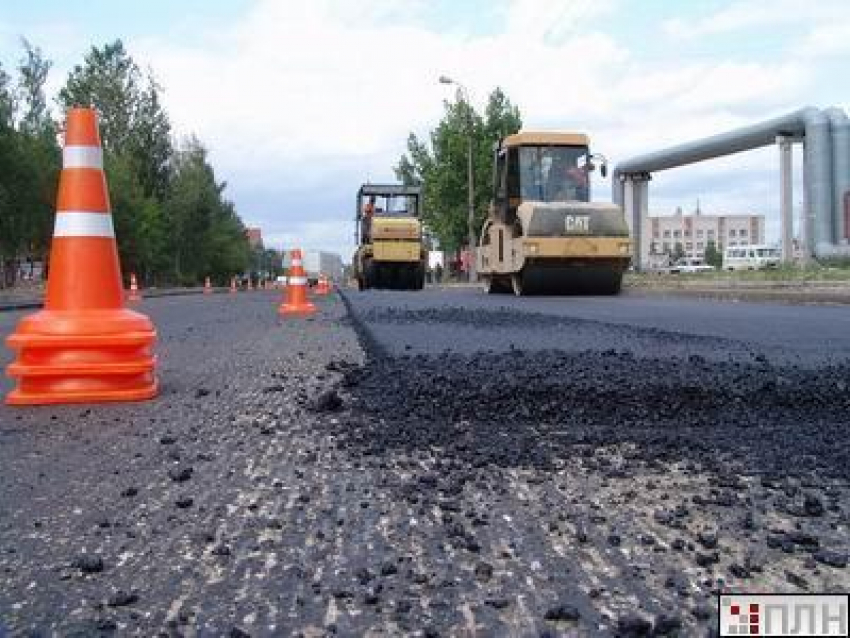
0,51,60,287
0,39,251,288
58,40,172,200
164,137,250,284
58,40,138,153
17,39,52,135
0,62,15,128
105,153,165,283
0,62,20,285
16,41,59,268
704,240,722,268
57,40,184,283
395,87,522,252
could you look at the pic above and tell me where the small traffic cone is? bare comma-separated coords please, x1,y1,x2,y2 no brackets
279,249,316,315
229,276,237,294
315,273,329,296
128,273,141,302
203,276,212,294
4,107,157,405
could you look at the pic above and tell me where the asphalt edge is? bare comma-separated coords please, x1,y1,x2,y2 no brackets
336,288,390,363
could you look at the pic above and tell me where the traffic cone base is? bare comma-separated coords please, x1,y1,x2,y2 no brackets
279,300,316,315
5,308,157,405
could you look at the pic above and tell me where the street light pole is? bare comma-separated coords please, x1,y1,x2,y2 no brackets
439,75,477,282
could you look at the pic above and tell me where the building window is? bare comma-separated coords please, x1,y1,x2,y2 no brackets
707,230,715,239
729,241,736,247
685,242,693,250
697,230,704,238
729,229,736,237
663,242,670,252
739,229,748,237
697,242,704,250
663,230,671,238
673,230,681,239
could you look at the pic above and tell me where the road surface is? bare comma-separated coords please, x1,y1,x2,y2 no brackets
1,288,848,636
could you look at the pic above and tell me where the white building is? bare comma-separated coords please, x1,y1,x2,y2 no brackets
648,206,765,261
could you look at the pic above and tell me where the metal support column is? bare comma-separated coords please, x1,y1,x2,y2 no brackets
623,173,651,271
777,135,794,263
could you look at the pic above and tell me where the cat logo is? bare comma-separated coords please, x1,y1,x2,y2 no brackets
565,215,590,233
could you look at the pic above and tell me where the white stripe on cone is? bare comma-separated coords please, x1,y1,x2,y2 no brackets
53,211,114,237
63,146,104,169
288,276,307,285
291,259,302,267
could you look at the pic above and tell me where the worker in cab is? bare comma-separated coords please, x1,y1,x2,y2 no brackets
362,195,376,243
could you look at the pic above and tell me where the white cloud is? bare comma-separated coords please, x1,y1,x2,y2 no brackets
6,0,848,257
797,22,850,58
504,0,618,42
127,0,631,256
663,0,850,40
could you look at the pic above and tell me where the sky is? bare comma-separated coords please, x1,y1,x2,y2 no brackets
2,0,849,258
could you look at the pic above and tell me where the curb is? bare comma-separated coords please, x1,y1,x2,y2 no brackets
629,287,850,305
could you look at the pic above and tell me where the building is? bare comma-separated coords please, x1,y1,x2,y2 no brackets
648,206,765,261
245,228,263,249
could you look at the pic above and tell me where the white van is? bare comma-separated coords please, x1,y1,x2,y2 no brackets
723,245,781,271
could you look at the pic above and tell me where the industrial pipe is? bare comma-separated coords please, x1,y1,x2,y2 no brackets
612,107,843,259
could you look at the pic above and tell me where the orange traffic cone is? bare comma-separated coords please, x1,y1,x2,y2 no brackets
128,273,141,302
279,249,316,315
315,273,329,295
4,108,157,405
229,276,237,294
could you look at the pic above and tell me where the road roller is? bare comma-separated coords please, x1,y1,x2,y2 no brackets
477,132,632,295
353,184,427,290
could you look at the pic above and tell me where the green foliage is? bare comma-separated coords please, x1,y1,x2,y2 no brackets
704,240,722,268
672,242,685,262
17,39,52,136
0,53,58,284
395,87,522,251
58,40,172,200
0,39,252,287
163,138,250,284
0,62,14,127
